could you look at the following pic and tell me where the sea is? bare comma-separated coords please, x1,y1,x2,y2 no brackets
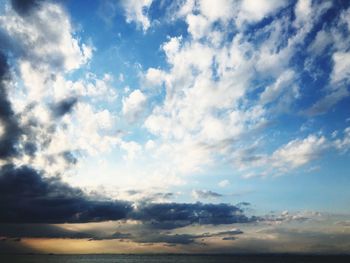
0,254,349,263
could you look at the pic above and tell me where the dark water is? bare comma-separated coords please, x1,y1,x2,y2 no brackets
0,254,349,263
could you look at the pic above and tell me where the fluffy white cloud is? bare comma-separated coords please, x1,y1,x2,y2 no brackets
198,0,235,22
331,52,350,84
122,89,147,122
237,0,288,26
186,14,211,40
144,68,165,87
218,179,230,188
0,2,92,71
121,0,153,31
271,135,328,170
120,140,142,161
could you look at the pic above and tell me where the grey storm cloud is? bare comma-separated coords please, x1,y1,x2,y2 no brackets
131,202,255,230
88,228,244,245
11,0,42,16
51,97,78,118
0,165,133,223
0,164,257,227
0,52,21,160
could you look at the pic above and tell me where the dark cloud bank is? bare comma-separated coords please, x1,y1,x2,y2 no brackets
0,164,255,225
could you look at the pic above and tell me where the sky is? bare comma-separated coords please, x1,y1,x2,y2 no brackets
0,0,350,254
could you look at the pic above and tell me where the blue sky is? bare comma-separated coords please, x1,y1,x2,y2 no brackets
0,0,350,254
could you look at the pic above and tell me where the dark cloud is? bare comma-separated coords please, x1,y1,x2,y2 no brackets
23,142,37,157
222,236,236,240
11,0,42,16
62,151,78,165
90,228,244,245
0,52,21,160
133,233,196,245
0,165,132,223
51,97,78,118
0,164,256,227
131,202,255,229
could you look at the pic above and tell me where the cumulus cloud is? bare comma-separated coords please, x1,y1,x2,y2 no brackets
121,0,153,31
237,0,288,26
0,1,92,72
271,135,328,170
122,89,147,122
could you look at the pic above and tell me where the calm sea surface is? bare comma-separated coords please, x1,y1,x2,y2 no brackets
0,254,350,263
0,254,349,263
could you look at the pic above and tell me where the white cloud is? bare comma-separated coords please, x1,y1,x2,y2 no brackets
144,68,165,87
192,189,222,200
121,141,142,161
260,70,295,105
334,127,350,153
0,2,92,72
237,0,288,26
121,0,153,31
122,89,147,122
271,135,328,171
331,52,350,84
294,0,312,28
218,179,230,188
198,0,235,22
186,14,210,40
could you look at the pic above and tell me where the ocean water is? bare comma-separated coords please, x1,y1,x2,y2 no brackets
0,254,349,263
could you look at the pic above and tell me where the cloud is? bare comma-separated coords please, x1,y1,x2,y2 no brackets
51,97,78,118
121,0,153,32
10,0,41,16
331,52,350,84
238,0,288,26
335,127,350,152
305,88,350,116
131,202,255,229
260,69,296,105
0,1,92,72
218,180,230,188
89,227,245,245
0,165,133,223
122,89,147,122
0,162,256,229
271,134,328,170
192,190,223,200
0,52,21,160
236,134,331,177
